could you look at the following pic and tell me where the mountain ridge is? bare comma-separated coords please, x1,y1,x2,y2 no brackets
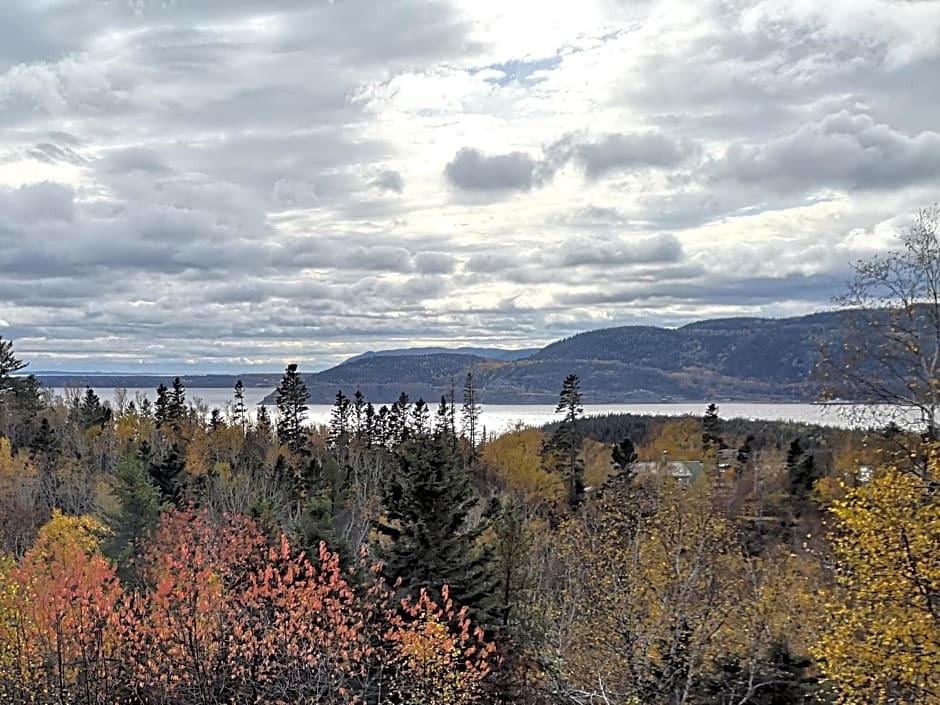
262,309,858,404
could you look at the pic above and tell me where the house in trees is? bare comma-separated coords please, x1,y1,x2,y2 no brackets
635,451,703,488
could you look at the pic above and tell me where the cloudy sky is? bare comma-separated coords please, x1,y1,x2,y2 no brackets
1,0,939,373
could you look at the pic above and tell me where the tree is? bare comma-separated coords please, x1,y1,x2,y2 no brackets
154,383,169,428
612,436,639,481
103,452,163,577
545,374,585,509
822,206,940,470
275,363,309,455
701,403,724,454
813,463,940,704
232,379,247,427
377,432,492,621
0,337,42,444
0,511,125,705
462,373,482,465
167,377,187,426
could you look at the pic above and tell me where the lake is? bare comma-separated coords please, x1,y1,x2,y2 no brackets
46,387,888,436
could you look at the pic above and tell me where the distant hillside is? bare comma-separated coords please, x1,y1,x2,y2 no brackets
263,310,861,404
269,354,489,404
345,347,536,364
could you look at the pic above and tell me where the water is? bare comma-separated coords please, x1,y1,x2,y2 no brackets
46,387,887,436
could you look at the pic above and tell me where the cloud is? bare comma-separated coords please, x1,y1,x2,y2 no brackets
444,148,549,192
0,0,938,372
548,131,699,179
557,234,684,267
371,170,404,193
712,111,940,192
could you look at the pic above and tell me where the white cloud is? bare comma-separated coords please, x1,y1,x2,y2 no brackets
0,0,938,371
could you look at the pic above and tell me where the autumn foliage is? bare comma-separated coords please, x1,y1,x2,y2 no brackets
0,509,495,705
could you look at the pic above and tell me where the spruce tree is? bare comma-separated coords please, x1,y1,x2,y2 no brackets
233,380,247,427
275,363,309,455
546,374,585,509
104,452,164,580
461,372,481,464
167,377,186,426
702,403,723,453
376,431,490,619
154,383,169,427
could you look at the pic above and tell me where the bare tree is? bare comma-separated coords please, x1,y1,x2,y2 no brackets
822,206,940,472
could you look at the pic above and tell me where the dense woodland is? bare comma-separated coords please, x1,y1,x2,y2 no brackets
1,333,938,705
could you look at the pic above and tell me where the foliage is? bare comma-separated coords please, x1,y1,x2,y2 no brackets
813,463,940,705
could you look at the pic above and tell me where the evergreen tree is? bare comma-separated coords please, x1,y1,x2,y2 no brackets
461,372,482,464
411,398,430,436
209,408,224,432
154,383,169,428
376,432,491,619
275,363,309,455
104,452,164,580
329,390,351,448
545,374,585,509
167,377,187,426
0,337,42,444
702,403,724,453
148,442,184,507
388,393,410,446
352,390,366,439
786,438,820,500
612,436,639,482
233,379,247,427
255,403,273,438
77,387,111,429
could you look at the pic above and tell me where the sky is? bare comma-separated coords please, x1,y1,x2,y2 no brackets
1,0,939,373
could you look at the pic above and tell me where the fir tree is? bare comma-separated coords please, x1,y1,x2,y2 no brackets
167,377,187,426
275,363,309,455
148,442,184,507
104,452,163,581
154,383,169,427
376,432,491,619
702,403,724,453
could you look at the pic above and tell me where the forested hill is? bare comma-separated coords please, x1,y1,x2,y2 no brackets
345,346,537,363
265,310,859,404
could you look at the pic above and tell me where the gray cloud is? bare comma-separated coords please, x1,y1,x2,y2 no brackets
549,131,699,179
0,0,938,372
444,148,548,192
711,111,940,192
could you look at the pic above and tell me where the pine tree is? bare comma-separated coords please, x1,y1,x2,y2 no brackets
275,364,309,455
546,374,585,509
376,432,491,619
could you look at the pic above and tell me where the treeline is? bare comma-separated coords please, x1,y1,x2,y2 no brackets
1,337,938,704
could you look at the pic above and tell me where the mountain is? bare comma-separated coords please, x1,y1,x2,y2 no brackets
262,310,860,404
344,347,537,363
